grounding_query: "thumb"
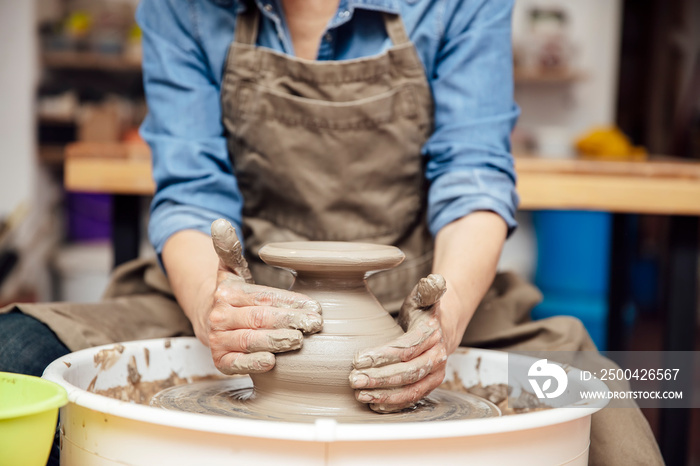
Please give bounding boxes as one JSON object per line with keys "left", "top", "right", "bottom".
{"left": 398, "top": 274, "right": 446, "bottom": 330}
{"left": 211, "top": 219, "right": 254, "bottom": 283}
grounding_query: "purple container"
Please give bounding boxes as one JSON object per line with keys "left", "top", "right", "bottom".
{"left": 65, "top": 193, "right": 112, "bottom": 242}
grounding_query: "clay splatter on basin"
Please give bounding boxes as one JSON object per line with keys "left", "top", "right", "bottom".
{"left": 441, "top": 373, "right": 551, "bottom": 416}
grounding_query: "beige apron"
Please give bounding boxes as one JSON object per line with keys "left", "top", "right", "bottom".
{"left": 0, "top": 6, "right": 661, "bottom": 464}
{"left": 220, "top": 8, "right": 434, "bottom": 312}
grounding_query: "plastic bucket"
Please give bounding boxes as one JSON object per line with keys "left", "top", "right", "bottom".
{"left": 0, "top": 372, "right": 68, "bottom": 465}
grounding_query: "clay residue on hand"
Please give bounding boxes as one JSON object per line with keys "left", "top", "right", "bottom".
{"left": 93, "top": 344, "right": 125, "bottom": 371}
{"left": 441, "top": 372, "right": 551, "bottom": 415}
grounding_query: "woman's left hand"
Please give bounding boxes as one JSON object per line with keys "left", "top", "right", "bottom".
{"left": 348, "top": 274, "right": 448, "bottom": 413}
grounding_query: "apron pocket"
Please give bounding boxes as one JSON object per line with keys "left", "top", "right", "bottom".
{"left": 229, "top": 83, "right": 420, "bottom": 131}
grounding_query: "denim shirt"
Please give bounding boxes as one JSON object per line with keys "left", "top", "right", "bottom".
{"left": 136, "top": 0, "right": 520, "bottom": 257}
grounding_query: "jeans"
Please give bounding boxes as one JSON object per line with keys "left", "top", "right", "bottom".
{"left": 0, "top": 310, "right": 70, "bottom": 466}
{"left": 0, "top": 310, "right": 70, "bottom": 376}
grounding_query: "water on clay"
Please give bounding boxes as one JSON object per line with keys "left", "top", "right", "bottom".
{"left": 150, "top": 377, "right": 501, "bottom": 423}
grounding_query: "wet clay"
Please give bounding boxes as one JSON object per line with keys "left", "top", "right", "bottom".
{"left": 87, "top": 243, "right": 502, "bottom": 422}
{"left": 87, "top": 349, "right": 227, "bottom": 404}
{"left": 441, "top": 372, "right": 551, "bottom": 415}
{"left": 93, "top": 344, "right": 125, "bottom": 371}
{"left": 84, "top": 341, "right": 498, "bottom": 422}
{"left": 150, "top": 378, "right": 499, "bottom": 423}
{"left": 149, "top": 242, "right": 500, "bottom": 422}
{"left": 230, "top": 241, "right": 496, "bottom": 422}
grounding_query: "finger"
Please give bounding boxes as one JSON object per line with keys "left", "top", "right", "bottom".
{"left": 214, "top": 351, "right": 275, "bottom": 375}
{"left": 209, "top": 328, "right": 303, "bottom": 354}
{"left": 398, "top": 274, "right": 446, "bottom": 330}
{"left": 211, "top": 218, "right": 254, "bottom": 283}
{"left": 209, "top": 305, "right": 323, "bottom": 334}
{"left": 215, "top": 281, "right": 322, "bottom": 314}
{"left": 369, "top": 400, "right": 416, "bottom": 414}
{"left": 355, "top": 370, "right": 445, "bottom": 412}
{"left": 414, "top": 274, "right": 447, "bottom": 308}
{"left": 352, "top": 315, "right": 440, "bottom": 369}
{"left": 349, "top": 343, "right": 447, "bottom": 389}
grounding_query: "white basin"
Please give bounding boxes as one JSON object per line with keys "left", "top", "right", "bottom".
{"left": 43, "top": 337, "right": 608, "bottom": 465}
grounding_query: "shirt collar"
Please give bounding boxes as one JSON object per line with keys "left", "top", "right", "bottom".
{"left": 227, "top": 0, "right": 400, "bottom": 15}
{"left": 345, "top": 0, "right": 400, "bottom": 14}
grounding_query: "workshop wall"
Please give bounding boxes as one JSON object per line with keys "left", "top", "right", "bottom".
{"left": 513, "top": 0, "right": 623, "bottom": 138}
{"left": 0, "top": 1, "right": 36, "bottom": 218}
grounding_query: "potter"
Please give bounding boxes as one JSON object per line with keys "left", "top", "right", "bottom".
{"left": 0, "top": 0, "right": 663, "bottom": 464}
{"left": 149, "top": 227, "right": 501, "bottom": 421}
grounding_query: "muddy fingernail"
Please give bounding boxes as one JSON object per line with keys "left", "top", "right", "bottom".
{"left": 357, "top": 391, "right": 374, "bottom": 402}
{"left": 416, "top": 274, "right": 446, "bottom": 307}
{"left": 297, "top": 312, "right": 323, "bottom": 333}
{"left": 268, "top": 330, "right": 303, "bottom": 352}
{"left": 350, "top": 373, "right": 369, "bottom": 388}
{"left": 354, "top": 354, "right": 373, "bottom": 369}
{"left": 302, "top": 300, "right": 322, "bottom": 313}
{"left": 244, "top": 353, "right": 275, "bottom": 373}
{"left": 211, "top": 219, "right": 237, "bottom": 244}
{"left": 370, "top": 403, "right": 407, "bottom": 414}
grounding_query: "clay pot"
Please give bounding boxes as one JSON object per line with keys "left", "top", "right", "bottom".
{"left": 248, "top": 241, "right": 406, "bottom": 417}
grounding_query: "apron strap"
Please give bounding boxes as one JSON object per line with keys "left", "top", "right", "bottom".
{"left": 383, "top": 13, "right": 410, "bottom": 46}
{"left": 234, "top": 4, "right": 260, "bottom": 46}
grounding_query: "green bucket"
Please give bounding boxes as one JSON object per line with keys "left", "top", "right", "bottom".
{"left": 0, "top": 372, "right": 68, "bottom": 465}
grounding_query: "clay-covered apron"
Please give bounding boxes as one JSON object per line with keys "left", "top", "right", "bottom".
{"left": 221, "top": 8, "right": 434, "bottom": 312}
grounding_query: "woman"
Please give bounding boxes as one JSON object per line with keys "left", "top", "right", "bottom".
{"left": 0, "top": 0, "right": 662, "bottom": 463}
{"left": 143, "top": 0, "right": 516, "bottom": 414}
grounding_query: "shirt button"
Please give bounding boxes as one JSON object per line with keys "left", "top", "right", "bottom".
{"left": 263, "top": 4, "right": 273, "bottom": 12}
{"left": 339, "top": 10, "right": 350, "bottom": 18}
{"left": 324, "top": 32, "right": 333, "bottom": 42}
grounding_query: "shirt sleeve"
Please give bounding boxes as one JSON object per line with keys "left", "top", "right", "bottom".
{"left": 136, "top": 0, "right": 244, "bottom": 258}
{"left": 424, "top": 0, "right": 520, "bottom": 237}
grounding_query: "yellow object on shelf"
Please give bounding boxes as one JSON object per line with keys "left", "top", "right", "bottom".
{"left": 65, "top": 11, "right": 93, "bottom": 38}
{"left": 575, "top": 126, "right": 647, "bottom": 161}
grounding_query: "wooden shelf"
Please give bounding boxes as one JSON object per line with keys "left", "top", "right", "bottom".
{"left": 38, "top": 115, "right": 76, "bottom": 126}
{"left": 62, "top": 143, "right": 700, "bottom": 215}
{"left": 515, "top": 155, "right": 700, "bottom": 215}
{"left": 514, "top": 68, "right": 585, "bottom": 84}
{"left": 43, "top": 51, "right": 141, "bottom": 72}
{"left": 38, "top": 145, "right": 66, "bottom": 165}
{"left": 64, "top": 142, "right": 154, "bottom": 195}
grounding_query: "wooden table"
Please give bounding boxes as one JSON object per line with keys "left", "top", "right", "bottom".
{"left": 65, "top": 144, "right": 700, "bottom": 212}
{"left": 65, "top": 144, "right": 700, "bottom": 463}
{"left": 513, "top": 158, "right": 700, "bottom": 460}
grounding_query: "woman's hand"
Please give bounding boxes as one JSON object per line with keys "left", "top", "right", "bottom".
{"left": 206, "top": 219, "right": 323, "bottom": 375}
{"left": 348, "top": 274, "right": 447, "bottom": 413}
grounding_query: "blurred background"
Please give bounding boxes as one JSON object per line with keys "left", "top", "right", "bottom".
{"left": 0, "top": 0, "right": 698, "bottom": 463}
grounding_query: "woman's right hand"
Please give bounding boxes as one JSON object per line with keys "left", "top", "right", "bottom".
{"left": 205, "top": 219, "right": 323, "bottom": 375}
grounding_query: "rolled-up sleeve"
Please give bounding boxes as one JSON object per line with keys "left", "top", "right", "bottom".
{"left": 137, "top": 0, "right": 244, "bottom": 257}
{"left": 424, "top": 0, "right": 520, "bottom": 237}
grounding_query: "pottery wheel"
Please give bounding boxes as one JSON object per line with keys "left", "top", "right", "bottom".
{"left": 151, "top": 377, "right": 500, "bottom": 423}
